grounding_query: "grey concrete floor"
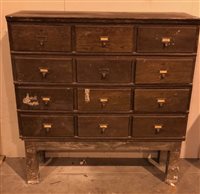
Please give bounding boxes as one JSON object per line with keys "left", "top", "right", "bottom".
{"left": 0, "top": 157, "right": 199, "bottom": 194}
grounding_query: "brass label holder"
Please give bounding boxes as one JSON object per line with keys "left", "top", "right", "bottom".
{"left": 100, "top": 36, "right": 109, "bottom": 47}
{"left": 154, "top": 124, "right": 163, "bottom": 134}
{"left": 157, "top": 98, "right": 166, "bottom": 107}
{"left": 43, "top": 123, "right": 52, "bottom": 133}
{"left": 39, "top": 68, "right": 49, "bottom": 78}
{"left": 100, "top": 98, "right": 108, "bottom": 107}
{"left": 99, "top": 123, "right": 108, "bottom": 134}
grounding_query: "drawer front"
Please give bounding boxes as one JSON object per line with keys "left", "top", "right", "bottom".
{"left": 132, "top": 116, "right": 187, "bottom": 138}
{"left": 10, "top": 24, "right": 71, "bottom": 52}
{"left": 77, "top": 58, "right": 132, "bottom": 83}
{"left": 137, "top": 26, "right": 198, "bottom": 53}
{"left": 13, "top": 56, "right": 73, "bottom": 83}
{"left": 134, "top": 89, "right": 190, "bottom": 112}
{"left": 19, "top": 114, "right": 74, "bottom": 137}
{"left": 78, "top": 89, "right": 131, "bottom": 111}
{"left": 76, "top": 25, "right": 134, "bottom": 53}
{"left": 78, "top": 116, "right": 129, "bottom": 137}
{"left": 135, "top": 58, "right": 194, "bottom": 84}
{"left": 16, "top": 87, "right": 73, "bottom": 110}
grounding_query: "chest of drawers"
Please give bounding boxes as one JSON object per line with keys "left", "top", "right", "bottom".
{"left": 6, "top": 11, "right": 200, "bottom": 185}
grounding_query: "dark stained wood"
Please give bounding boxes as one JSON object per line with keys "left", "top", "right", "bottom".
{"left": 75, "top": 25, "right": 134, "bottom": 53}
{"left": 137, "top": 26, "right": 198, "bottom": 53}
{"left": 28, "top": 140, "right": 181, "bottom": 152}
{"left": 12, "top": 55, "right": 73, "bottom": 83}
{"left": 38, "top": 151, "right": 46, "bottom": 163}
{"left": 16, "top": 86, "right": 74, "bottom": 110}
{"left": 77, "top": 57, "right": 133, "bottom": 83}
{"left": 165, "top": 144, "right": 181, "bottom": 185}
{"left": 78, "top": 116, "right": 130, "bottom": 137}
{"left": 9, "top": 23, "right": 71, "bottom": 52}
{"left": 6, "top": 11, "right": 200, "bottom": 184}
{"left": 6, "top": 11, "right": 199, "bottom": 19}
{"left": 20, "top": 114, "right": 74, "bottom": 137}
{"left": 6, "top": 11, "right": 200, "bottom": 25}
{"left": 25, "top": 142, "right": 39, "bottom": 184}
{"left": 134, "top": 88, "right": 190, "bottom": 112}
{"left": 132, "top": 116, "right": 187, "bottom": 138}
{"left": 78, "top": 88, "right": 131, "bottom": 111}
{"left": 24, "top": 140, "right": 182, "bottom": 184}
{"left": 135, "top": 57, "right": 195, "bottom": 84}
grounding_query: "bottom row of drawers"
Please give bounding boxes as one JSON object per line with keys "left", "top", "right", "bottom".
{"left": 19, "top": 114, "right": 187, "bottom": 138}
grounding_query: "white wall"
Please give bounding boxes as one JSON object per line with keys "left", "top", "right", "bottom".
{"left": 0, "top": 0, "right": 200, "bottom": 158}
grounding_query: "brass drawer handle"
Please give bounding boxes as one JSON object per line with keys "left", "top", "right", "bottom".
{"left": 43, "top": 123, "right": 52, "bottom": 133}
{"left": 100, "top": 98, "right": 108, "bottom": 107}
{"left": 39, "top": 68, "right": 49, "bottom": 78}
{"left": 99, "top": 68, "right": 110, "bottom": 80}
{"left": 162, "top": 37, "right": 171, "bottom": 47}
{"left": 99, "top": 123, "right": 108, "bottom": 134}
{"left": 154, "top": 124, "right": 162, "bottom": 134}
{"left": 159, "top": 70, "right": 168, "bottom": 79}
{"left": 42, "top": 97, "right": 51, "bottom": 105}
{"left": 157, "top": 98, "right": 166, "bottom": 107}
{"left": 100, "top": 36, "right": 109, "bottom": 47}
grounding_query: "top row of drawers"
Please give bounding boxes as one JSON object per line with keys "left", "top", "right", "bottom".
{"left": 9, "top": 24, "right": 198, "bottom": 53}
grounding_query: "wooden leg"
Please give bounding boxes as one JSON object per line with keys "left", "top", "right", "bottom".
{"left": 157, "top": 151, "right": 168, "bottom": 164}
{"left": 165, "top": 149, "right": 180, "bottom": 186}
{"left": 157, "top": 151, "right": 161, "bottom": 163}
{"left": 25, "top": 141, "right": 40, "bottom": 184}
{"left": 38, "top": 151, "right": 46, "bottom": 164}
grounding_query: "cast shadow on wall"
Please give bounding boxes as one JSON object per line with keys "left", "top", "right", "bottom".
{"left": 2, "top": 31, "right": 25, "bottom": 156}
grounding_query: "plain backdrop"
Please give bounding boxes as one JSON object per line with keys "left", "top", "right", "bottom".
{"left": 0, "top": 0, "right": 199, "bottom": 158}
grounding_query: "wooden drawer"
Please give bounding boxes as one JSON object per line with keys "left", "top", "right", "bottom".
{"left": 78, "top": 116, "right": 130, "bottom": 137}
{"left": 19, "top": 114, "right": 74, "bottom": 137}
{"left": 135, "top": 58, "right": 194, "bottom": 84}
{"left": 9, "top": 23, "right": 71, "bottom": 51}
{"left": 13, "top": 56, "right": 73, "bottom": 83}
{"left": 75, "top": 25, "right": 134, "bottom": 53}
{"left": 137, "top": 26, "right": 198, "bottom": 53}
{"left": 78, "top": 88, "right": 131, "bottom": 111}
{"left": 16, "top": 87, "right": 73, "bottom": 110}
{"left": 134, "top": 89, "right": 190, "bottom": 112}
{"left": 132, "top": 116, "right": 187, "bottom": 138}
{"left": 77, "top": 57, "right": 132, "bottom": 83}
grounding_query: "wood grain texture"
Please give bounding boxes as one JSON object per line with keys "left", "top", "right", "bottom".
{"left": 134, "top": 88, "right": 190, "bottom": 112}
{"left": 26, "top": 140, "right": 181, "bottom": 152}
{"left": 20, "top": 114, "right": 74, "bottom": 137}
{"left": 16, "top": 86, "right": 74, "bottom": 111}
{"left": 25, "top": 142, "right": 39, "bottom": 184}
{"left": 137, "top": 26, "right": 198, "bottom": 53}
{"left": 78, "top": 116, "right": 130, "bottom": 137}
{"left": 76, "top": 25, "right": 134, "bottom": 53}
{"left": 165, "top": 143, "right": 182, "bottom": 185}
{"left": 13, "top": 55, "right": 73, "bottom": 83}
{"left": 6, "top": 11, "right": 200, "bottom": 24}
{"left": 132, "top": 115, "right": 187, "bottom": 138}
{"left": 135, "top": 57, "right": 195, "bottom": 84}
{"left": 9, "top": 24, "right": 71, "bottom": 52}
{"left": 76, "top": 57, "right": 133, "bottom": 83}
{"left": 78, "top": 88, "right": 132, "bottom": 111}
{"left": 6, "top": 11, "right": 200, "bottom": 184}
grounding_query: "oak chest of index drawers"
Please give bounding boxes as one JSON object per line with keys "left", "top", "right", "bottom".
{"left": 6, "top": 11, "right": 200, "bottom": 184}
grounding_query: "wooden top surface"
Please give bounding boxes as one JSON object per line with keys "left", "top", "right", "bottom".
{"left": 6, "top": 11, "right": 200, "bottom": 24}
